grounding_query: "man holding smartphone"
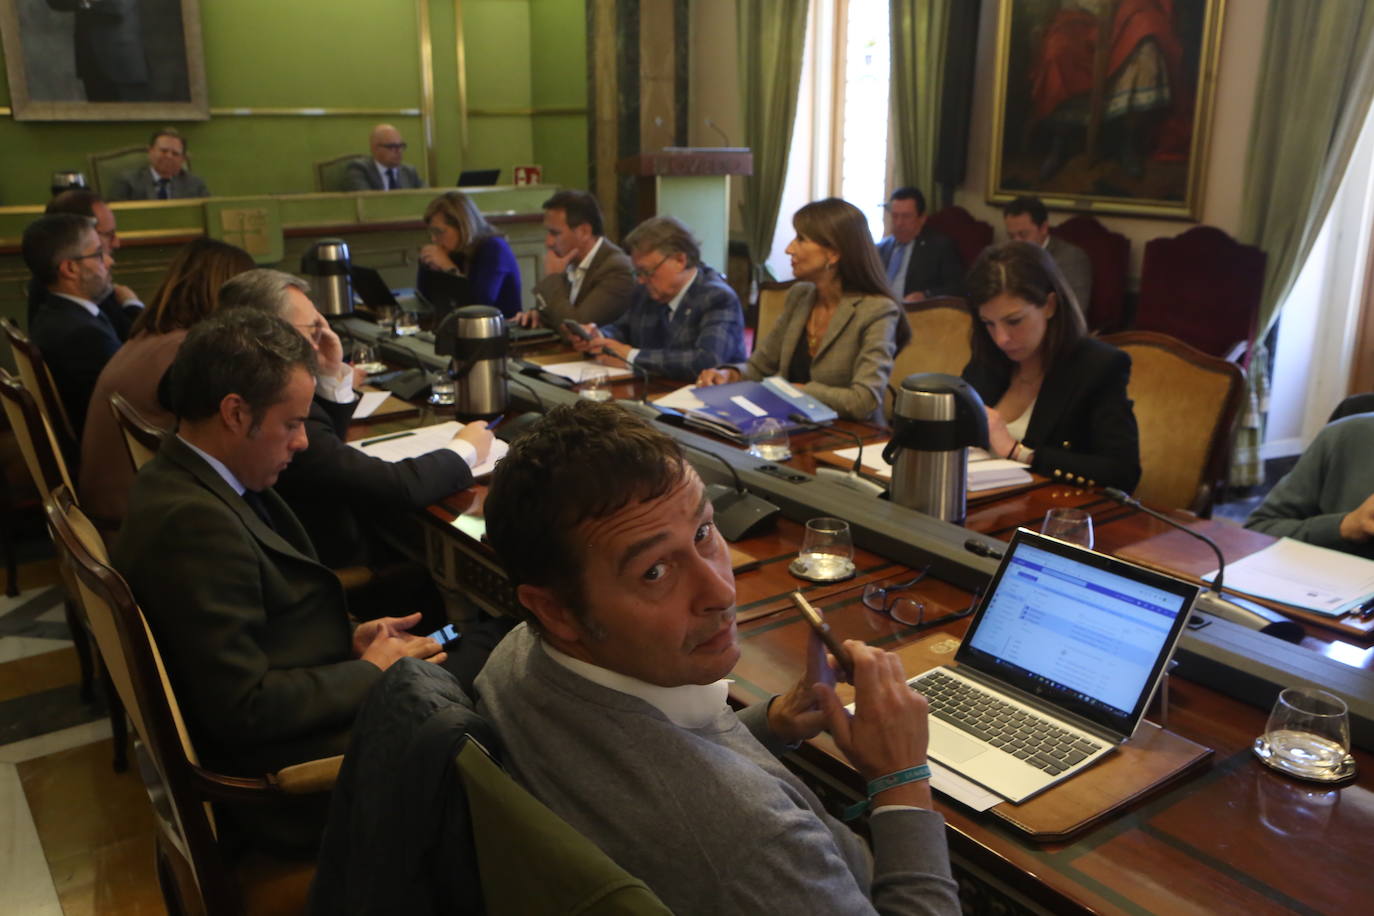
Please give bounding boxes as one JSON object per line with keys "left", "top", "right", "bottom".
{"left": 479, "top": 401, "right": 957, "bottom": 915}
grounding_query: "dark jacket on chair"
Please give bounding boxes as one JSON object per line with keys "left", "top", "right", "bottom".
{"left": 29, "top": 291, "right": 124, "bottom": 437}
{"left": 963, "top": 336, "right": 1141, "bottom": 491}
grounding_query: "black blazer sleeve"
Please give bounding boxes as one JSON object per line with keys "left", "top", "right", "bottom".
{"left": 964, "top": 338, "right": 1141, "bottom": 492}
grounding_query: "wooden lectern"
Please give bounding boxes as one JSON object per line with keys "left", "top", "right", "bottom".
{"left": 616, "top": 148, "right": 752, "bottom": 272}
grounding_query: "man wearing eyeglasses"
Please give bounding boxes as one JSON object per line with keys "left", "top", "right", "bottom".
{"left": 108, "top": 128, "right": 210, "bottom": 201}
{"left": 22, "top": 213, "right": 123, "bottom": 437}
{"left": 27, "top": 189, "right": 144, "bottom": 336}
{"left": 344, "top": 124, "right": 425, "bottom": 192}
{"left": 569, "top": 216, "right": 746, "bottom": 381}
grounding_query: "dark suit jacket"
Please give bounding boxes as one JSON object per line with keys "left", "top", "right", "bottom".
{"left": 533, "top": 238, "right": 635, "bottom": 328}
{"left": 26, "top": 277, "right": 139, "bottom": 336}
{"left": 108, "top": 167, "right": 210, "bottom": 201}
{"left": 272, "top": 394, "right": 474, "bottom": 569}
{"left": 342, "top": 159, "right": 425, "bottom": 191}
{"left": 29, "top": 291, "right": 123, "bottom": 437}
{"left": 113, "top": 435, "right": 381, "bottom": 778}
{"left": 962, "top": 336, "right": 1141, "bottom": 491}
{"left": 878, "top": 226, "right": 964, "bottom": 299}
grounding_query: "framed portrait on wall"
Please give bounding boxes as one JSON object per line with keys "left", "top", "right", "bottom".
{"left": 987, "top": 0, "right": 1226, "bottom": 219}
{"left": 0, "top": 0, "right": 208, "bottom": 121}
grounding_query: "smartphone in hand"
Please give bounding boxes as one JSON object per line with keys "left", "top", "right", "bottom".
{"left": 792, "top": 591, "right": 854, "bottom": 682}
{"left": 562, "top": 319, "right": 594, "bottom": 341}
{"left": 426, "top": 624, "right": 462, "bottom": 650}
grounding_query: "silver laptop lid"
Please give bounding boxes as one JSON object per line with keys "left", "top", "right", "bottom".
{"left": 955, "top": 529, "right": 1199, "bottom": 739}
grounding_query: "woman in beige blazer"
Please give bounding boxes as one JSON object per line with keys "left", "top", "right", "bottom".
{"left": 698, "top": 198, "right": 909, "bottom": 421}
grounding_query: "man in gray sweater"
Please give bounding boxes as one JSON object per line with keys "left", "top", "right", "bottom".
{"left": 478, "top": 401, "right": 959, "bottom": 915}
{"left": 1246, "top": 413, "right": 1374, "bottom": 558}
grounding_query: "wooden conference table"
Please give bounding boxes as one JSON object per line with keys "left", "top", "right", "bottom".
{"left": 354, "top": 363, "right": 1374, "bottom": 916}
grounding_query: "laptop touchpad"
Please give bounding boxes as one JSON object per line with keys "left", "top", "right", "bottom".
{"left": 932, "top": 723, "right": 985, "bottom": 763}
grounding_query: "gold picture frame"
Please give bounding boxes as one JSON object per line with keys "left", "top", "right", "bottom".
{"left": 987, "top": 0, "right": 1226, "bottom": 220}
{"left": 0, "top": 0, "right": 208, "bottom": 121}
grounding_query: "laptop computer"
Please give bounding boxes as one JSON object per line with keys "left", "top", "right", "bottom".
{"left": 457, "top": 168, "right": 500, "bottom": 187}
{"left": 349, "top": 265, "right": 399, "bottom": 308}
{"left": 910, "top": 529, "right": 1198, "bottom": 803}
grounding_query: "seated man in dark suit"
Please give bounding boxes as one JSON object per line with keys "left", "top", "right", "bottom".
{"left": 1003, "top": 195, "right": 1092, "bottom": 313}
{"left": 569, "top": 216, "right": 746, "bottom": 381}
{"left": 28, "top": 189, "right": 143, "bottom": 334}
{"left": 108, "top": 127, "right": 210, "bottom": 201}
{"left": 113, "top": 309, "right": 446, "bottom": 853}
{"left": 342, "top": 124, "right": 426, "bottom": 191}
{"left": 876, "top": 186, "right": 963, "bottom": 302}
{"left": 21, "top": 212, "right": 123, "bottom": 437}
{"left": 218, "top": 269, "right": 492, "bottom": 573}
{"left": 513, "top": 189, "right": 635, "bottom": 330}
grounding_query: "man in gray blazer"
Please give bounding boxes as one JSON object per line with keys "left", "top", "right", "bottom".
{"left": 1003, "top": 196, "right": 1093, "bottom": 313}
{"left": 108, "top": 127, "right": 209, "bottom": 200}
{"left": 342, "top": 124, "right": 426, "bottom": 191}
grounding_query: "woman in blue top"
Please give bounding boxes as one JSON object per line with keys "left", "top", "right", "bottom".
{"left": 418, "top": 191, "right": 522, "bottom": 318}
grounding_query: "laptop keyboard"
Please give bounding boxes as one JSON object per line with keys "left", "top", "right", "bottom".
{"left": 913, "top": 671, "right": 1103, "bottom": 777}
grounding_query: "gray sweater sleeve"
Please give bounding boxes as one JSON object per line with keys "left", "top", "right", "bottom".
{"left": 1246, "top": 427, "right": 1349, "bottom": 548}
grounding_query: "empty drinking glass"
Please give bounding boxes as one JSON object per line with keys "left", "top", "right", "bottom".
{"left": 1255, "top": 687, "right": 1353, "bottom": 781}
{"left": 395, "top": 310, "right": 421, "bottom": 336}
{"left": 579, "top": 367, "right": 612, "bottom": 402}
{"left": 746, "top": 417, "right": 791, "bottom": 461}
{"left": 1042, "top": 507, "right": 1094, "bottom": 549}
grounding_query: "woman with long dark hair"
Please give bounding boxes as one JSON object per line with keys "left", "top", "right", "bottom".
{"left": 697, "top": 197, "right": 910, "bottom": 421}
{"left": 418, "top": 190, "right": 522, "bottom": 317}
{"left": 80, "top": 237, "right": 256, "bottom": 522}
{"left": 961, "top": 241, "right": 1139, "bottom": 490}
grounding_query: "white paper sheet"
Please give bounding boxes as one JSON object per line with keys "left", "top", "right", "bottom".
{"left": 538, "top": 361, "right": 634, "bottom": 383}
{"left": 651, "top": 383, "right": 707, "bottom": 411}
{"left": 833, "top": 443, "right": 1031, "bottom": 492}
{"left": 352, "top": 390, "right": 391, "bottom": 420}
{"left": 1203, "top": 537, "right": 1374, "bottom": 616}
{"left": 350, "top": 421, "right": 510, "bottom": 477}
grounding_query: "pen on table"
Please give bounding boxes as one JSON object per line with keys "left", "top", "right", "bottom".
{"left": 1358, "top": 595, "right": 1374, "bottom": 619}
{"left": 486, "top": 414, "right": 505, "bottom": 429}
{"left": 359, "top": 430, "right": 416, "bottom": 447}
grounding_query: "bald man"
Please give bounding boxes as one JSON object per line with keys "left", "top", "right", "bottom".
{"left": 343, "top": 124, "right": 425, "bottom": 191}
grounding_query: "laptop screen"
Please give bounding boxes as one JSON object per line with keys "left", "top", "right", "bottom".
{"left": 957, "top": 529, "right": 1198, "bottom": 737}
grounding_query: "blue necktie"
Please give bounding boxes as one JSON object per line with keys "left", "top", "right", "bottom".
{"left": 386, "top": 168, "right": 399, "bottom": 190}
{"left": 887, "top": 242, "right": 907, "bottom": 286}
{"left": 156, "top": 178, "right": 171, "bottom": 200}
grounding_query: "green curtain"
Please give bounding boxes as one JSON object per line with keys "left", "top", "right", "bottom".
{"left": 1229, "top": 0, "right": 1374, "bottom": 487}
{"left": 737, "top": 0, "right": 810, "bottom": 279}
{"left": 1240, "top": 1, "right": 1374, "bottom": 332}
{"left": 889, "top": 0, "right": 951, "bottom": 194}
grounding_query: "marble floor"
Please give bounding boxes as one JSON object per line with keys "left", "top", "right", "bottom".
{"left": 0, "top": 552, "right": 163, "bottom": 915}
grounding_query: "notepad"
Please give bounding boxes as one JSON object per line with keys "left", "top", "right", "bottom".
{"left": 833, "top": 442, "right": 1032, "bottom": 492}
{"left": 351, "top": 421, "right": 510, "bottom": 477}
{"left": 1203, "top": 537, "right": 1374, "bottom": 617}
{"left": 537, "top": 361, "right": 635, "bottom": 383}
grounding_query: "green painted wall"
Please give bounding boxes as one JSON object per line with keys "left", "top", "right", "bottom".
{"left": 0, "top": 0, "right": 587, "bottom": 205}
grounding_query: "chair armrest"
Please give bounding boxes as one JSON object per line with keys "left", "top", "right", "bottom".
{"left": 271, "top": 754, "right": 344, "bottom": 795}
{"left": 187, "top": 754, "right": 343, "bottom": 803}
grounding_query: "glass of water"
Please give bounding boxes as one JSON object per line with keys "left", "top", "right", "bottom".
{"left": 579, "top": 367, "right": 613, "bottom": 402}
{"left": 395, "top": 310, "right": 421, "bottom": 336}
{"left": 1256, "top": 687, "right": 1351, "bottom": 780}
{"left": 352, "top": 343, "right": 386, "bottom": 376}
{"left": 428, "top": 370, "right": 456, "bottom": 406}
{"left": 797, "top": 517, "right": 855, "bottom": 581}
{"left": 746, "top": 417, "right": 791, "bottom": 461}
{"left": 1042, "top": 507, "right": 1094, "bottom": 549}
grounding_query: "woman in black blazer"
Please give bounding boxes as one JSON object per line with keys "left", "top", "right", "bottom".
{"left": 961, "top": 242, "right": 1140, "bottom": 491}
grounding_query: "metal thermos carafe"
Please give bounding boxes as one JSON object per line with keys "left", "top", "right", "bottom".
{"left": 883, "top": 373, "right": 989, "bottom": 524}
{"left": 300, "top": 238, "right": 353, "bottom": 316}
{"left": 436, "top": 305, "right": 508, "bottom": 418}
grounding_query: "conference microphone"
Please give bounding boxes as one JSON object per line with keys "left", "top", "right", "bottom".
{"left": 595, "top": 349, "right": 689, "bottom": 426}
{"left": 1102, "top": 488, "right": 1304, "bottom": 643}
{"left": 594, "top": 347, "right": 652, "bottom": 404}
{"left": 680, "top": 442, "right": 781, "bottom": 542}
{"left": 788, "top": 414, "right": 886, "bottom": 498}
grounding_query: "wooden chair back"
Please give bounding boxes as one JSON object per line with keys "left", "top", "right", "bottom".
{"left": 1103, "top": 331, "right": 1245, "bottom": 515}
{"left": 1329, "top": 393, "right": 1374, "bottom": 424}
{"left": 924, "top": 205, "right": 993, "bottom": 269}
{"left": 886, "top": 297, "right": 972, "bottom": 417}
{"left": 753, "top": 279, "right": 797, "bottom": 348}
{"left": 315, "top": 154, "right": 360, "bottom": 192}
{"left": 44, "top": 486, "right": 324, "bottom": 915}
{"left": 1137, "top": 226, "right": 1266, "bottom": 366}
{"left": 0, "top": 370, "right": 75, "bottom": 499}
{"left": 0, "top": 318, "right": 78, "bottom": 464}
{"left": 109, "top": 392, "right": 166, "bottom": 472}
{"left": 1051, "top": 215, "right": 1131, "bottom": 332}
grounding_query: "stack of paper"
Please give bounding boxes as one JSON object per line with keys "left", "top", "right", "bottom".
{"left": 351, "top": 421, "right": 510, "bottom": 477}
{"left": 833, "top": 442, "right": 1031, "bottom": 492}
{"left": 1203, "top": 537, "right": 1374, "bottom": 617}
{"left": 537, "top": 361, "right": 634, "bottom": 384}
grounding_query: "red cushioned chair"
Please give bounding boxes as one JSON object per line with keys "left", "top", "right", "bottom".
{"left": 1051, "top": 215, "right": 1131, "bottom": 333}
{"left": 924, "top": 206, "right": 993, "bottom": 272}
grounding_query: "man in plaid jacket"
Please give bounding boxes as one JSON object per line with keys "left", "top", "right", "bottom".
{"left": 571, "top": 216, "right": 746, "bottom": 381}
